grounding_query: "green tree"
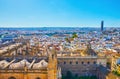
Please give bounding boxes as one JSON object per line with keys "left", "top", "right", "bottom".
{"left": 72, "top": 32, "right": 78, "bottom": 39}
{"left": 65, "top": 38, "right": 71, "bottom": 43}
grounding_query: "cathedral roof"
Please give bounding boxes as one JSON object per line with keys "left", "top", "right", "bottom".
{"left": 32, "top": 59, "right": 48, "bottom": 69}
{"left": 9, "top": 59, "right": 30, "bottom": 69}
{"left": 0, "top": 59, "right": 48, "bottom": 69}
{"left": 0, "top": 60, "right": 9, "bottom": 69}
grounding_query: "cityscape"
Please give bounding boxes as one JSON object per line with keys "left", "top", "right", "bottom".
{"left": 0, "top": 0, "right": 120, "bottom": 79}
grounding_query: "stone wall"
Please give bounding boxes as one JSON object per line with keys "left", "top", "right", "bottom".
{"left": 0, "top": 72, "right": 47, "bottom": 79}
{"left": 58, "top": 56, "right": 107, "bottom": 76}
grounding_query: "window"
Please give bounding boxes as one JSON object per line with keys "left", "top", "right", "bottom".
{"left": 36, "top": 77, "right": 41, "bottom": 79}
{"left": 70, "top": 61, "right": 72, "bottom": 64}
{"left": 93, "top": 61, "right": 96, "bottom": 64}
{"left": 8, "top": 76, "right": 16, "bottom": 79}
{"left": 52, "top": 54, "right": 54, "bottom": 59}
{"left": 87, "top": 61, "right": 90, "bottom": 64}
{"left": 64, "top": 61, "right": 66, "bottom": 64}
{"left": 81, "top": 61, "right": 84, "bottom": 64}
{"left": 75, "top": 73, "right": 78, "bottom": 77}
{"left": 58, "top": 61, "right": 59, "bottom": 64}
{"left": 76, "top": 61, "right": 78, "bottom": 64}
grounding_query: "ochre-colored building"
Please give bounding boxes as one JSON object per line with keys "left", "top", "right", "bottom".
{"left": 0, "top": 49, "right": 59, "bottom": 79}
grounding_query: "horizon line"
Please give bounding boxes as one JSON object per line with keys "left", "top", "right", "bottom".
{"left": 0, "top": 26, "right": 119, "bottom": 28}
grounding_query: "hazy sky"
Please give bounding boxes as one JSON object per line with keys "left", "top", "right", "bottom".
{"left": 0, "top": 0, "right": 120, "bottom": 27}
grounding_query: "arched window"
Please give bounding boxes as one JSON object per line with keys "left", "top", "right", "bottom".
{"left": 52, "top": 54, "right": 54, "bottom": 59}
{"left": 87, "top": 61, "right": 90, "bottom": 64}
{"left": 81, "top": 61, "right": 84, "bottom": 64}
{"left": 93, "top": 61, "right": 96, "bottom": 64}
{"left": 36, "top": 77, "right": 41, "bottom": 79}
{"left": 76, "top": 61, "right": 78, "bottom": 64}
{"left": 58, "top": 61, "right": 59, "bottom": 64}
{"left": 64, "top": 61, "right": 66, "bottom": 64}
{"left": 70, "top": 61, "right": 72, "bottom": 64}
{"left": 8, "top": 76, "right": 16, "bottom": 79}
{"left": 75, "top": 73, "right": 78, "bottom": 77}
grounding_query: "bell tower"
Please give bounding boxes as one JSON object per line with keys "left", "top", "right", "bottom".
{"left": 101, "top": 20, "right": 104, "bottom": 31}
{"left": 47, "top": 47, "right": 57, "bottom": 79}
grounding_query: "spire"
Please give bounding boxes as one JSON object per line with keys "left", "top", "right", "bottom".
{"left": 57, "top": 67, "right": 62, "bottom": 79}
{"left": 24, "top": 61, "right": 27, "bottom": 72}
{"left": 48, "top": 46, "right": 57, "bottom": 79}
